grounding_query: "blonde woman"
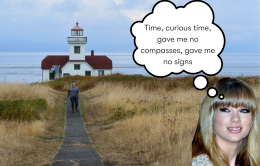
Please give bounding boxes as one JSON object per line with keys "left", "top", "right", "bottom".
{"left": 192, "top": 78, "right": 260, "bottom": 166}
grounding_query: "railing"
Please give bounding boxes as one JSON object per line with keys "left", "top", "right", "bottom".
{"left": 67, "top": 37, "right": 87, "bottom": 42}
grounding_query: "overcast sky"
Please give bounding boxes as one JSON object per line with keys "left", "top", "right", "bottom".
{"left": 0, "top": 0, "right": 259, "bottom": 53}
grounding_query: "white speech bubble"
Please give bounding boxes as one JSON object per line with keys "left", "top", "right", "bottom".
{"left": 131, "top": 1, "right": 225, "bottom": 77}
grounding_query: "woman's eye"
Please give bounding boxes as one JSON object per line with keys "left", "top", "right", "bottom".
{"left": 241, "top": 109, "right": 250, "bottom": 113}
{"left": 220, "top": 108, "right": 229, "bottom": 112}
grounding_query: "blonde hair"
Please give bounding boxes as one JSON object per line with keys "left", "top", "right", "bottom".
{"left": 192, "top": 78, "right": 260, "bottom": 166}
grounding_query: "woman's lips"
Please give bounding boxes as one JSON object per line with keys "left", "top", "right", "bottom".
{"left": 227, "top": 127, "right": 242, "bottom": 133}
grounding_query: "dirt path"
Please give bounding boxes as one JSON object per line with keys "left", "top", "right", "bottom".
{"left": 51, "top": 98, "right": 104, "bottom": 166}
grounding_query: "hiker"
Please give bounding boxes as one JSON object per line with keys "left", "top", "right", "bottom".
{"left": 67, "top": 81, "right": 80, "bottom": 113}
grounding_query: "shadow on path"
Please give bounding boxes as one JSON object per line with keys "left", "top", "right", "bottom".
{"left": 51, "top": 98, "right": 104, "bottom": 166}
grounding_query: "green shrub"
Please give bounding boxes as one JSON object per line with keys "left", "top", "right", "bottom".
{"left": 110, "top": 104, "right": 126, "bottom": 121}
{"left": 0, "top": 98, "right": 47, "bottom": 121}
{"left": 110, "top": 103, "right": 138, "bottom": 121}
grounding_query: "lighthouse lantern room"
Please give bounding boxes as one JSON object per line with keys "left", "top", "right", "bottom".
{"left": 67, "top": 22, "right": 87, "bottom": 60}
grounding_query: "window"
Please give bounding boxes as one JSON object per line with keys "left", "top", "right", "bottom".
{"left": 63, "top": 73, "right": 70, "bottom": 77}
{"left": 74, "top": 64, "right": 80, "bottom": 70}
{"left": 85, "top": 71, "right": 91, "bottom": 76}
{"left": 98, "top": 70, "right": 104, "bottom": 76}
{"left": 74, "top": 46, "right": 80, "bottom": 53}
{"left": 71, "top": 30, "right": 83, "bottom": 36}
{"left": 50, "top": 71, "right": 55, "bottom": 80}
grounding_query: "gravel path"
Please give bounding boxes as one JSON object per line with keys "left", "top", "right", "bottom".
{"left": 51, "top": 98, "right": 104, "bottom": 166}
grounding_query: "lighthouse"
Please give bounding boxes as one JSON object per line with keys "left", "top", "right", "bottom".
{"left": 67, "top": 22, "right": 87, "bottom": 60}
{"left": 41, "top": 22, "right": 113, "bottom": 82}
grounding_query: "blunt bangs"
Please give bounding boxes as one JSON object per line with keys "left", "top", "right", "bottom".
{"left": 211, "top": 78, "right": 258, "bottom": 116}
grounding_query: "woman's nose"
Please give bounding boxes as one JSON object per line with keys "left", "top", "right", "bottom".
{"left": 231, "top": 111, "right": 240, "bottom": 123}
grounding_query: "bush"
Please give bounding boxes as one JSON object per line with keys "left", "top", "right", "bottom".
{"left": 110, "top": 103, "right": 138, "bottom": 121}
{"left": 0, "top": 98, "right": 47, "bottom": 121}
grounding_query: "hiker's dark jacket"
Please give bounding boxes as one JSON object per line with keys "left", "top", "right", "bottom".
{"left": 67, "top": 85, "right": 80, "bottom": 98}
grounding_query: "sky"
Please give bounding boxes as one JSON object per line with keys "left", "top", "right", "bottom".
{"left": 0, "top": 0, "right": 259, "bottom": 53}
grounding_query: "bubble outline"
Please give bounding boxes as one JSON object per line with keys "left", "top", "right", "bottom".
{"left": 207, "top": 87, "right": 218, "bottom": 98}
{"left": 130, "top": 0, "right": 226, "bottom": 78}
{"left": 219, "top": 94, "right": 224, "bottom": 100}
{"left": 193, "top": 75, "right": 208, "bottom": 90}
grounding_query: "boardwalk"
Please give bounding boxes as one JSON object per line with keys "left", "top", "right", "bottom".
{"left": 51, "top": 98, "right": 103, "bottom": 166}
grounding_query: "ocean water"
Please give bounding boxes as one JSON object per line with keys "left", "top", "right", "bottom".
{"left": 0, "top": 52, "right": 259, "bottom": 83}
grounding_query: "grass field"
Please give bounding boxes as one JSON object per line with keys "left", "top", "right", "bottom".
{"left": 77, "top": 74, "right": 260, "bottom": 165}
{"left": 1, "top": 74, "right": 259, "bottom": 165}
{"left": 0, "top": 82, "right": 65, "bottom": 166}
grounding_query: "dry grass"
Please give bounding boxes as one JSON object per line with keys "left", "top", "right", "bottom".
{"left": 0, "top": 82, "right": 66, "bottom": 166}
{"left": 81, "top": 76, "right": 260, "bottom": 166}
{"left": 0, "top": 82, "right": 55, "bottom": 108}
{"left": 2, "top": 75, "right": 258, "bottom": 165}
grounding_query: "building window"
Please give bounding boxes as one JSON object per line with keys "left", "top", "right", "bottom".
{"left": 74, "top": 46, "right": 80, "bottom": 53}
{"left": 63, "top": 73, "right": 70, "bottom": 77}
{"left": 98, "top": 70, "right": 104, "bottom": 76}
{"left": 74, "top": 64, "right": 80, "bottom": 70}
{"left": 85, "top": 71, "right": 91, "bottom": 76}
{"left": 50, "top": 71, "right": 55, "bottom": 80}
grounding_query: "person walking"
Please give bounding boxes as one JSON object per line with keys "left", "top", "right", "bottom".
{"left": 67, "top": 81, "right": 80, "bottom": 113}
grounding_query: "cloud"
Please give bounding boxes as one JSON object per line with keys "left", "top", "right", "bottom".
{"left": 6, "top": 0, "right": 66, "bottom": 9}
{"left": 113, "top": 0, "right": 181, "bottom": 21}
{"left": 225, "top": 24, "right": 245, "bottom": 31}
{"left": 119, "top": 9, "right": 150, "bottom": 21}
{"left": 39, "top": 0, "right": 66, "bottom": 7}
{"left": 0, "top": 0, "right": 258, "bottom": 53}
{"left": 113, "top": 0, "right": 124, "bottom": 5}
{"left": 72, "top": 0, "right": 119, "bottom": 20}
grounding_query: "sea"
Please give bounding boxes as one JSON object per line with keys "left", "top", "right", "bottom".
{"left": 0, "top": 52, "right": 259, "bottom": 83}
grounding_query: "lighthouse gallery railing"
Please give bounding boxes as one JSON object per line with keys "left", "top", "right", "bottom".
{"left": 67, "top": 37, "right": 87, "bottom": 42}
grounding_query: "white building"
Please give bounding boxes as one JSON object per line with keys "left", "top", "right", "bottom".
{"left": 41, "top": 22, "right": 113, "bottom": 82}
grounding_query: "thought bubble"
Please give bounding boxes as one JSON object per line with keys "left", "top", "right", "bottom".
{"left": 131, "top": 0, "right": 225, "bottom": 77}
{"left": 131, "top": 0, "right": 225, "bottom": 95}
{"left": 219, "top": 94, "right": 224, "bottom": 100}
{"left": 193, "top": 75, "right": 208, "bottom": 90}
{"left": 207, "top": 87, "right": 217, "bottom": 98}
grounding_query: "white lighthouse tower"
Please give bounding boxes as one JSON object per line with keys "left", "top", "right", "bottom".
{"left": 67, "top": 22, "right": 87, "bottom": 60}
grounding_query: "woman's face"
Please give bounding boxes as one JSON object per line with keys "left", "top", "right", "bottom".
{"left": 72, "top": 82, "right": 75, "bottom": 86}
{"left": 213, "top": 106, "right": 253, "bottom": 144}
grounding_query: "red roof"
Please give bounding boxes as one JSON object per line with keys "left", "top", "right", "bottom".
{"left": 85, "top": 56, "right": 112, "bottom": 69}
{"left": 41, "top": 55, "right": 69, "bottom": 69}
{"left": 41, "top": 55, "right": 112, "bottom": 69}
{"left": 71, "top": 22, "right": 83, "bottom": 30}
